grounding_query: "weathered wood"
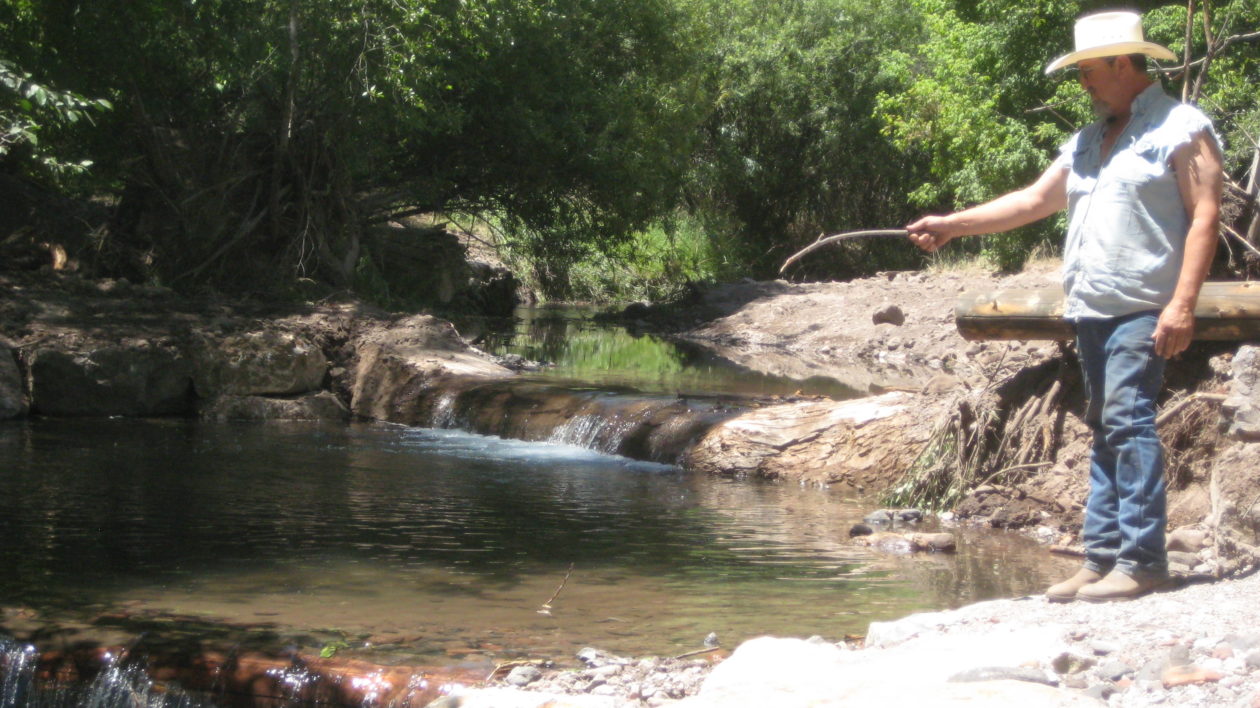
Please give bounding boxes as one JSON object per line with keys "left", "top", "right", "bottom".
{"left": 956, "top": 281, "right": 1260, "bottom": 341}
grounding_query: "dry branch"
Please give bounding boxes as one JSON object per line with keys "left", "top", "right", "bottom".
{"left": 537, "top": 562, "right": 575, "bottom": 616}
{"left": 1155, "top": 392, "right": 1228, "bottom": 427}
{"left": 779, "top": 229, "right": 908, "bottom": 274}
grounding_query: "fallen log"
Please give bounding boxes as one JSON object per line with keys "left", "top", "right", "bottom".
{"left": 955, "top": 281, "right": 1260, "bottom": 341}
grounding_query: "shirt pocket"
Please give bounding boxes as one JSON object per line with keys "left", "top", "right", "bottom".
{"left": 1107, "top": 140, "right": 1166, "bottom": 186}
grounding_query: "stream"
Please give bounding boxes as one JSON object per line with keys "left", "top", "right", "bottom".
{"left": 0, "top": 307, "right": 1077, "bottom": 704}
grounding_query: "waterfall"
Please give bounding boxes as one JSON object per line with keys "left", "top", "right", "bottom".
{"left": 1, "top": 640, "right": 35, "bottom": 708}
{"left": 0, "top": 641, "right": 207, "bottom": 708}
{"left": 414, "top": 378, "right": 744, "bottom": 463}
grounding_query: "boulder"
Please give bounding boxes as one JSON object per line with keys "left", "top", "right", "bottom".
{"left": 29, "top": 341, "right": 193, "bottom": 416}
{"left": 192, "top": 331, "right": 328, "bottom": 397}
{"left": 0, "top": 344, "right": 25, "bottom": 419}
{"left": 674, "top": 635, "right": 1096, "bottom": 707}
{"left": 683, "top": 392, "right": 940, "bottom": 490}
{"left": 198, "top": 391, "right": 350, "bottom": 422}
{"left": 349, "top": 315, "right": 511, "bottom": 423}
{"left": 1223, "top": 345, "right": 1260, "bottom": 441}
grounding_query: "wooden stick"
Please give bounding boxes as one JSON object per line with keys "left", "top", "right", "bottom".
{"left": 1155, "top": 392, "right": 1227, "bottom": 427}
{"left": 673, "top": 646, "right": 722, "bottom": 660}
{"left": 779, "top": 229, "right": 909, "bottom": 274}
{"left": 537, "top": 562, "right": 575, "bottom": 616}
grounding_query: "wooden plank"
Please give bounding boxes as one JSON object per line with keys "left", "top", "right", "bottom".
{"left": 955, "top": 281, "right": 1260, "bottom": 341}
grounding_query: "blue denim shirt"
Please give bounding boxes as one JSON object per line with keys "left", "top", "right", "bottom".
{"left": 1055, "top": 84, "right": 1220, "bottom": 319}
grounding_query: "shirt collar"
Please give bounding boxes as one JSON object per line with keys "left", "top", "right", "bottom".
{"left": 1128, "top": 82, "right": 1164, "bottom": 121}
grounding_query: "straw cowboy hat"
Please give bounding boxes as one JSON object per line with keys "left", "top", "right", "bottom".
{"left": 1045, "top": 11, "right": 1177, "bottom": 74}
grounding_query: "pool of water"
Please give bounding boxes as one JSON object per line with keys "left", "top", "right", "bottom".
{"left": 0, "top": 418, "right": 1074, "bottom": 666}
{"left": 465, "top": 306, "right": 861, "bottom": 399}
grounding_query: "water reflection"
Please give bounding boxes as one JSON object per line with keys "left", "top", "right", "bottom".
{"left": 0, "top": 419, "right": 1075, "bottom": 663}
{"left": 468, "top": 306, "right": 860, "bottom": 399}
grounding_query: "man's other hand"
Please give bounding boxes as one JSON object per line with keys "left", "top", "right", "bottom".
{"left": 1153, "top": 304, "right": 1195, "bottom": 359}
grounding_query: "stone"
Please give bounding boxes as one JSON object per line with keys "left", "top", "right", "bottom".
{"left": 1168, "top": 644, "right": 1192, "bottom": 667}
{"left": 1099, "top": 660, "right": 1133, "bottom": 681}
{"left": 577, "top": 647, "right": 614, "bottom": 667}
{"left": 1051, "top": 651, "right": 1095, "bottom": 675}
{"left": 905, "top": 532, "right": 956, "bottom": 552}
{"left": 0, "top": 345, "right": 25, "bottom": 419}
{"left": 198, "top": 391, "right": 350, "bottom": 421}
{"left": 350, "top": 315, "right": 512, "bottom": 423}
{"left": 1223, "top": 345, "right": 1260, "bottom": 441}
{"left": 852, "top": 531, "right": 914, "bottom": 553}
{"left": 1166, "top": 527, "right": 1210, "bottom": 553}
{"left": 1083, "top": 684, "right": 1115, "bottom": 701}
{"left": 865, "top": 612, "right": 951, "bottom": 649}
{"left": 1225, "top": 632, "right": 1260, "bottom": 653}
{"left": 1061, "top": 674, "right": 1087, "bottom": 689}
{"left": 192, "top": 330, "right": 328, "bottom": 397}
{"left": 948, "top": 666, "right": 1056, "bottom": 686}
{"left": 505, "top": 664, "right": 542, "bottom": 687}
{"left": 897, "top": 508, "right": 924, "bottom": 523}
{"left": 848, "top": 523, "right": 874, "bottom": 537}
{"left": 29, "top": 343, "right": 193, "bottom": 416}
{"left": 863, "top": 509, "right": 895, "bottom": 525}
{"left": 674, "top": 634, "right": 1097, "bottom": 707}
{"left": 1089, "top": 641, "right": 1119, "bottom": 656}
{"left": 1167, "top": 551, "right": 1199, "bottom": 572}
{"left": 1160, "top": 664, "right": 1223, "bottom": 688}
{"left": 1246, "top": 650, "right": 1260, "bottom": 670}
{"left": 432, "top": 687, "right": 619, "bottom": 707}
{"left": 872, "top": 304, "right": 905, "bottom": 326}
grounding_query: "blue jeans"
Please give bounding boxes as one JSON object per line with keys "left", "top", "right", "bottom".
{"left": 1075, "top": 312, "right": 1168, "bottom": 576}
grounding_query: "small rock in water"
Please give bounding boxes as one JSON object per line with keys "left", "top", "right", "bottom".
{"left": 577, "top": 647, "right": 611, "bottom": 666}
{"left": 703, "top": 632, "right": 720, "bottom": 648}
{"left": 863, "top": 510, "right": 895, "bottom": 526}
{"left": 848, "top": 523, "right": 874, "bottom": 537}
{"left": 505, "top": 664, "right": 542, "bottom": 687}
{"left": 906, "top": 532, "right": 955, "bottom": 552}
{"left": 896, "top": 508, "right": 923, "bottom": 523}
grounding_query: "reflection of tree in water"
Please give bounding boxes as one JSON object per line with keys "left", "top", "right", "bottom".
{"left": 486, "top": 307, "right": 860, "bottom": 398}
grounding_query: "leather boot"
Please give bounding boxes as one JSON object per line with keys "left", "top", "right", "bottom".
{"left": 1077, "top": 568, "right": 1168, "bottom": 603}
{"left": 1045, "top": 567, "right": 1105, "bottom": 603}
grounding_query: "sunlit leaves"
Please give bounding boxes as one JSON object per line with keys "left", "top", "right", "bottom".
{"left": 0, "top": 58, "right": 111, "bottom": 176}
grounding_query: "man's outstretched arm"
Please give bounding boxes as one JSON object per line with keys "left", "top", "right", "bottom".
{"left": 906, "top": 164, "right": 1069, "bottom": 252}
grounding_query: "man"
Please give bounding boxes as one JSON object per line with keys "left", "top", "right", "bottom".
{"left": 906, "top": 11, "right": 1223, "bottom": 602}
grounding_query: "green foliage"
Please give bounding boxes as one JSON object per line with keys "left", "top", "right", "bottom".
{"left": 679, "top": 0, "right": 931, "bottom": 277}
{"left": 1, "top": 0, "right": 1257, "bottom": 296}
{"left": 550, "top": 213, "right": 746, "bottom": 304}
{"left": 876, "top": 0, "right": 1082, "bottom": 270}
{"left": 0, "top": 58, "right": 110, "bottom": 179}
{"left": 1, "top": 0, "right": 702, "bottom": 295}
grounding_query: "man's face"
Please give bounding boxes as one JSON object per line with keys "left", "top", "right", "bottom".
{"left": 1076, "top": 57, "right": 1124, "bottom": 119}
